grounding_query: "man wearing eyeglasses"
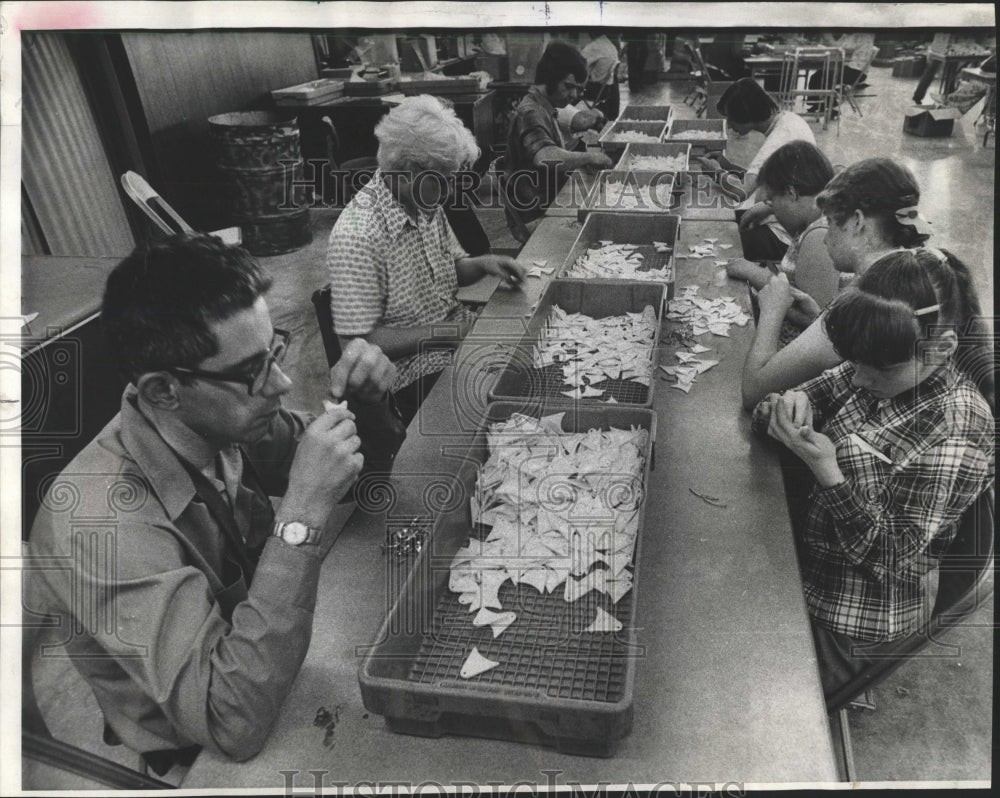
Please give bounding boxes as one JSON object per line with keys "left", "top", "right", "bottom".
{"left": 25, "top": 234, "right": 397, "bottom": 773}
{"left": 503, "top": 40, "right": 613, "bottom": 242}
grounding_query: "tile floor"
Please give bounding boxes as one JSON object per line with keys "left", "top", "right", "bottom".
{"left": 26, "top": 64, "right": 994, "bottom": 788}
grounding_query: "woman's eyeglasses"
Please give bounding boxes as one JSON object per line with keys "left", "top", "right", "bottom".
{"left": 168, "top": 328, "right": 291, "bottom": 396}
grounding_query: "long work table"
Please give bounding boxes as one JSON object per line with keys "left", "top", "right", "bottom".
{"left": 183, "top": 162, "right": 838, "bottom": 787}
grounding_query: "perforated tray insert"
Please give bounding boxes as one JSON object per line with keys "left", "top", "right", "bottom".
{"left": 514, "top": 363, "right": 650, "bottom": 404}
{"left": 408, "top": 550, "right": 632, "bottom": 702}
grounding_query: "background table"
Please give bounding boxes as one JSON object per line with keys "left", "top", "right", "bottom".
{"left": 183, "top": 197, "right": 837, "bottom": 787}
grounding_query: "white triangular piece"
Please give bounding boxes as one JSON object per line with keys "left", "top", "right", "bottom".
{"left": 671, "top": 380, "right": 694, "bottom": 393}
{"left": 489, "top": 612, "right": 517, "bottom": 638}
{"left": 585, "top": 607, "right": 623, "bottom": 633}
{"left": 694, "top": 359, "right": 719, "bottom": 374}
{"left": 704, "top": 238, "right": 718, "bottom": 243}
{"left": 460, "top": 647, "right": 499, "bottom": 678}
{"left": 472, "top": 607, "right": 505, "bottom": 627}
{"left": 718, "top": 244, "right": 733, "bottom": 249}
{"left": 690, "top": 344, "right": 712, "bottom": 354}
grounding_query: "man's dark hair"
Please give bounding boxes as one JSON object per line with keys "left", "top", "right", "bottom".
{"left": 756, "top": 140, "right": 834, "bottom": 197}
{"left": 716, "top": 77, "right": 779, "bottom": 124}
{"left": 101, "top": 233, "right": 273, "bottom": 382}
{"left": 534, "top": 40, "right": 587, "bottom": 90}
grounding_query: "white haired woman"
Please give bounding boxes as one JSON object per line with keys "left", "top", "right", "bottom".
{"left": 325, "top": 95, "right": 525, "bottom": 426}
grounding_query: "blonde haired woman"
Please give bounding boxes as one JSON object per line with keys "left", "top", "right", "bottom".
{"left": 326, "top": 95, "right": 525, "bottom": 424}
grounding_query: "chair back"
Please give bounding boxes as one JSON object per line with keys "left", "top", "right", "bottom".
{"left": 311, "top": 285, "right": 343, "bottom": 368}
{"left": 824, "top": 486, "right": 995, "bottom": 713}
{"left": 120, "top": 171, "right": 194, "bottom": 235}
{"left": 932, "top": 487, "right": 994, "bottom": 620}
{"left": 850, "top": 45, "right": 879, "bottom": 82}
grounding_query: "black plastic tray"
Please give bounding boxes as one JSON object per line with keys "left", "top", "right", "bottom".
{"left": 358, "top": 400, "right": 657, "bottom": 756}
{"left": 488, "top": 278, "right": 665, "bottom": 407}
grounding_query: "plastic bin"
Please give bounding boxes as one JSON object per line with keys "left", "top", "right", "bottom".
{"left": 577, "top": 171, "right": 678, "bottom": 221}
{"left": 488, "top": 278, "right": 665, "bottom": 407}
{"left": 556, "top": 212, "right": 680, "bottom": 297}
{"left": 617, "top": 104, "right": 673, "bottom": 122}
{"left": 662, "top": 118, "right": 728, "bottom": 149}
{"left": 597, "top": 121, "right": 668, "bottom": 158}
{"left": 618, "top": 141, "right": 691, "bottom": 174}
{"left": 358, "top": 400, "right": 657, "bottom": 757}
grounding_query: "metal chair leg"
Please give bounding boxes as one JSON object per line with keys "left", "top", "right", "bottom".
{"left": 835, "top": 708, "right": 858, "bottom": 782}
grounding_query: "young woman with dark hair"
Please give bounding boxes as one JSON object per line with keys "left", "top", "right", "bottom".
{"left": 741, "top": 158, "right": 934, "bottom": 409}
{"left": 697, "top": 77, "right": 815, "bottom": 262}
{"left": 751, "top": 248, "right": 995, "bottom": 698}
{"left": 725, "top": 141, "right": 838, "bottom": 335}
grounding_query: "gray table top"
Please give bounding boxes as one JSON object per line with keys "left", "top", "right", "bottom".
{"left": 183, "top": 206, "right": 837, "bottom": 787}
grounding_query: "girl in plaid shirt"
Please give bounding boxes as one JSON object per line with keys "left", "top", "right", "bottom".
{"left": 751, "top": 248, "right": 994, "bottom": 697}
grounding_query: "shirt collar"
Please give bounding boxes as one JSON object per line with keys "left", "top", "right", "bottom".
{"left": 854, "top": 360, "right": 959, "bottom": 415}
{"left": 118, "top": 384, "right": 216, "bottom": 521}
{"left": 527, "top": 84, "right": 558, "bottom": 118}
{"left": 366, "top": 168, "right": 426, "bottom": 240}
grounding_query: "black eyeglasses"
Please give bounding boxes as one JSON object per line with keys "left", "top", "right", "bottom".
{"left": 168, "top": 328, "right": 291, "bottom": 396}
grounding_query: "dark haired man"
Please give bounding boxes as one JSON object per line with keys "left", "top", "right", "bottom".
{"left": 503, "top": 40, "right": 614, "bottom": 242}
{"left": 26, "top": 234, "right": 396, "bottom": 771}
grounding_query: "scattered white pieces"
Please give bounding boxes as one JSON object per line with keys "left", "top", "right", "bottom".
{"left": 605, "top": 130, "right": 662, "bottom": 143}
{"left": 525, "top": 259, "right": 555, "bottom": 279}
{"left": 565, "top": 241, "right": 676, "bottom": 283}
{"left": 450, "top": 414, "right": 649, "bottom": 623}
{"left": 626, "top": 153, "right": 688, "bottom": 171}
{"left": 668, "top": 129, "right": 727, "bottom": 140}
{"left": 460, "top": 647, "right": 500, "bottom": 678}
{"left": 534, "top": 304, "right": 658, "bottom": 395}
{"left": 585, "top": 607, "right": 624, "bottom": 633}
{"left": 472, "top": 608, "right": 517, "bottom": 638}
{"left": 590, "top": 178, "right": 673, "bottom": 211}
{"left": 666, "top": 285, "right": 751, "bottom": 337}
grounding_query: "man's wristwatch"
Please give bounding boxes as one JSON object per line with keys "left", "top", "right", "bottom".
{"left": 272, "top": 520, "right": 322, "bottom": 546}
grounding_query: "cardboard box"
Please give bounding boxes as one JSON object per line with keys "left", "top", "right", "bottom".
{"left": 903, "top": 106, "right": 960, "bottom": 137}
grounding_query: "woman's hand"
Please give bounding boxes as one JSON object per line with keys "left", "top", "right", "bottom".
{"left": 695, "top": 154, "right": 723, "bottom": 181}
{"left": 329, "top": 338, "right": 396, "bottom": 404}
{"left": 479, "top": 255, "right": 526, "bottom": 287}
{"left": 570, "top": 107, "right": 605, "bottom": 132}
{"left": 767, "top": 397, "right": 843, "bottom": 486}
{"left": 758, "top": 272, "right": 795, "bottom": 318}
{"left": 738, "top": 201, "right": 774, "bottom": 231}
{"left": 787, "top": 285, "right": 823, "bottom": 325}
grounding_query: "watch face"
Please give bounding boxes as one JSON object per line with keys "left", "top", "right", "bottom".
{"left": 283, "top": 522, "right": 309, "bottom": 546}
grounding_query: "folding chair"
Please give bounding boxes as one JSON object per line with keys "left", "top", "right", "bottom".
{"left": 840, "top": 46, "right": 880, "bottom": 117}
{"left": 120, "top": 171, "right": 242, "bottom": 244}
{"left": 311, "top": 284, "right": 343, "bottom": 368}
{"left": 778, "top": 47, "right": 844, "bottom": 132}
{"left": 828, "top": 488, "right": 995, "bottom": 781}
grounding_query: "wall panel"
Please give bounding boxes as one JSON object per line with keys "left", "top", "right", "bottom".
{"left": 121, "top": 32, "right": 318, "bottom": 229}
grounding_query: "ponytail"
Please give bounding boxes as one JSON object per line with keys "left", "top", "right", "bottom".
{"left": 942, "top": 250, "right": 995, "bottom": 409}
{"left": 824, "top": 248, "right": 994, "bottom": 407}
{"left": 816, "top": 158, "right": 930, "bottom": 249}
